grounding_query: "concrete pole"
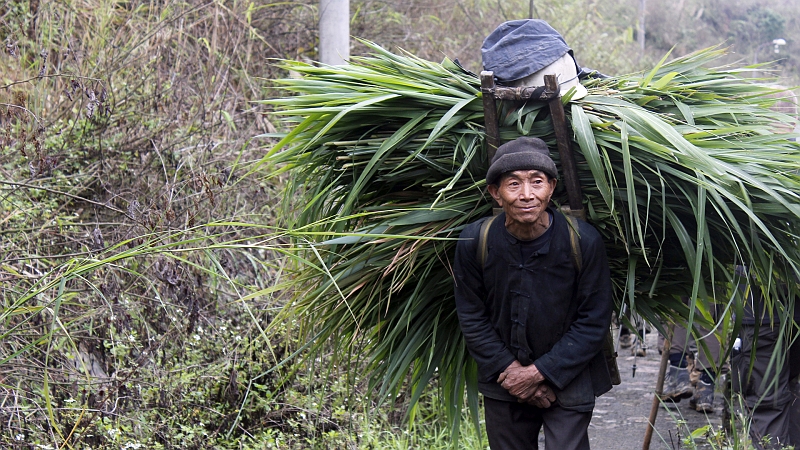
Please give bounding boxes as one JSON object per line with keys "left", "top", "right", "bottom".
{"left": 319, "top": 0, "right": 350, "bottom": 65}
{"left": 638, "top": 0, "right": 646, "bottom": 54}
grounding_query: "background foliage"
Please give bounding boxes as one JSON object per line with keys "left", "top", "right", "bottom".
{"left": 2, "top": 0, "right": 799, "bottom": 448}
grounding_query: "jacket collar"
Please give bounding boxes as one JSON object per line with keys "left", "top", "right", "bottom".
{"left": 499, "top": 206, "right": 561, "bottom": 253}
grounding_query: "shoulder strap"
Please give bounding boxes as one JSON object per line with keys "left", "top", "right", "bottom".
{"left": 477, "top": 212, "right": 582, "bottom": 272}
{"left": 477, "top": 215, "right": 498, "bottom": 267}
{"left": 565, "top": 213, "right": 582, "bottom": 275}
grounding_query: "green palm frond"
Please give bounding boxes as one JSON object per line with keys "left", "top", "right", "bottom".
{"left": 260, "top": 41, "right": 800, "bottom": 438}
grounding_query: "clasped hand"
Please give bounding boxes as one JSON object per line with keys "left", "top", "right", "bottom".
{"left": 497, "top": 360, "right": 557, "bottom": 408}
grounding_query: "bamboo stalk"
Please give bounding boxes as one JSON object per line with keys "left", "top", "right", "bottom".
{"left": 643, "top": 331, "right": 671, "bottom": 449}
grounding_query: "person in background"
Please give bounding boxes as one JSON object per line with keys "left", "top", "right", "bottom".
{"left": 731, "top": 265, "right": 798, "bottom": 449}
{"left": 660, "top": 319, "right": 721, "bottom": 413}
{"left": 728, "top": 89, "right": 800, "bottom": 449}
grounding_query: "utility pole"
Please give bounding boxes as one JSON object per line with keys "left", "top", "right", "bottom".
{"left": 319, "top": 0, "right": 350, "bottom": 65}
{"left": 638, "top": 0, "right": 646, "bottom": 55}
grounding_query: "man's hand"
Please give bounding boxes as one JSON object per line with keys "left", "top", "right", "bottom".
{"left": 496, "top": 360, "right": 523, "bottom": 384}
{"left": 497, "top": 360, "right": 549, "bottom": 403}
{"left": 525, "top": 384, "right": 557, "bottom": 408}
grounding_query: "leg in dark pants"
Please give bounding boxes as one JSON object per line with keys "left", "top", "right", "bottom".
{"left": 732, "top": 325, "right": 792, "bottom": 449}
{"left": 789, "top": 377, "right": 800, "bottom": 446}
{"left": 484, "top": 397, "right": 592, "bottom": 450}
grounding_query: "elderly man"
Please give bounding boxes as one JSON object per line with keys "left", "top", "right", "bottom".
{"left": 453, "top": 137, "right": 613, "bottom": 450}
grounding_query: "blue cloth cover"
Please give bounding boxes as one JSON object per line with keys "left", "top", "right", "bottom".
{"left": 481, "top": 19, "right": 575, "bottom": 83}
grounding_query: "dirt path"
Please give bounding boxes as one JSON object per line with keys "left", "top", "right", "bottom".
{"left": 587, "top": 330, "right": 724, "bottom": 450}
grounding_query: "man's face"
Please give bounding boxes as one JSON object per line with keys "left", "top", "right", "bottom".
{"left": 487, "top": 170, "right": 556, "bottom": 230}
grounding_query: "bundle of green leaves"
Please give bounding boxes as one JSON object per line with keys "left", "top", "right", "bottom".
{"left": 262, "top": 41, "right": 800, "bottom": 435}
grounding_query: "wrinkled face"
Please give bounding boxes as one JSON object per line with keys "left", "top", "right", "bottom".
{"left": 487, "top": 170, "right": 557, "bottom": 231}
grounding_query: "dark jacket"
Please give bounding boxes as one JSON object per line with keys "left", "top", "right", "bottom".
{"left": 453, "top": 208, "right": 613, "bottom": 411}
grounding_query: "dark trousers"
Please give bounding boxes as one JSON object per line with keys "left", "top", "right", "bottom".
{"left": 484, "top": 397, "right": 592, "bottom": 450}
{"left": 790, "top": 378, "right": 800, "bottom": 446}
{"left": 731, "top": 325, "right": 793, "bottom": 449}
{"left": 669, "top": 322, "right": 721, "bottom": 371}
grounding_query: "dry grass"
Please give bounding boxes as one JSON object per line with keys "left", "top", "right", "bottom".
{"left": 0, "top": 1, "right": 314, "bottom": 448}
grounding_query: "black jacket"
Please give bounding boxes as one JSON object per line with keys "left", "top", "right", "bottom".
{"left": 453, "top": 208, "right": 613, "bottom": 410}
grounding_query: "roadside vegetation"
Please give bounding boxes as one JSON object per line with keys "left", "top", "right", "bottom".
{"left": 2, "top": 1, "right": 799, "bottom": 448}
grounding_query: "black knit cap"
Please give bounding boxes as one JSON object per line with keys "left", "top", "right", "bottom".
{"left": 486, "top": 137, "right": 558, "bottom": 185}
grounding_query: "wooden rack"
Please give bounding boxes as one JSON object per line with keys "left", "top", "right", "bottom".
{"left": 480, "top": 71, "right": 585, "bottom": 220}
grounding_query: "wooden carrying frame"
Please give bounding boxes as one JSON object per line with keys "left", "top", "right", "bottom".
{"left": 481, "top": 71, "right": 585, "bottom": 220}
{"left": 480, "top": 71, "right": 621, "bottom": 385}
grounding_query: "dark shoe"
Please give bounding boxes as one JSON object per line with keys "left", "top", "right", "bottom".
{"left": 660, "top": 365, "right": 694, "bottom": 402}
{"left": 619, "top": 333, "right": 634, "bottom": 349}
{"left": 689, "top": 379, "right": 714, "bottom": 413}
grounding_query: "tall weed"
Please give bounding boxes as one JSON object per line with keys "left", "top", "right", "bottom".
{"left": 0, "top": 1, "right": 301, "bottom": 447}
